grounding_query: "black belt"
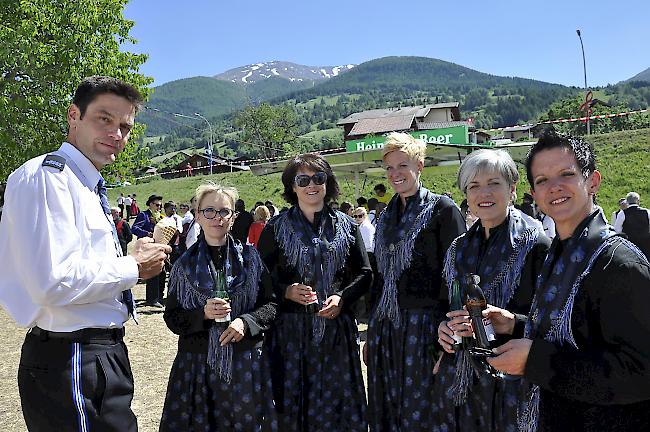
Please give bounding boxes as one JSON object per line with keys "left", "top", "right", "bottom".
{"left": 29, "top": 326, "right": 125, "bottom": 344}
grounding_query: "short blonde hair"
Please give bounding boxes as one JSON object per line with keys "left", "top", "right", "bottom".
{"left": 382, "top": 132, "right": 427, "bottom": 162}
{"left": 354, "top": 207, "right": 367, "bottom": 217}
{"left": 254, "top": 204, "right": 271, "bottom": 222}
{"left": 195, "top": 181, "right": 239, "bottom": 210}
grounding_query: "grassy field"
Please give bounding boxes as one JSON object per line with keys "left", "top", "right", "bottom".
{"left": 109, "top": 128, "right": 650, "bottom": 217}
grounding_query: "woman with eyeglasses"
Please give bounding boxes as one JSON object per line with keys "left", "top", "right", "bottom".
{"left": 432, "top": 149, "right": 550, "bottom": 432}
{"left": 257, "top": 153, "right": 373, "bottom": 431}
{"left": 364, "top": 132, "right": 466, "bottom": 431}
{"left": 160, "top": 182, "right": 279, "bottom": 432}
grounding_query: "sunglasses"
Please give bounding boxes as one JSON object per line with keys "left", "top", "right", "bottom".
{"left": 295, "top": 172, "right": 327, "bottom": 188}
{"left": 353, "top": 214, "right": 364, "bottom": 219}
{"left": 199, "top": 207, "right": 235, "bottom": 220}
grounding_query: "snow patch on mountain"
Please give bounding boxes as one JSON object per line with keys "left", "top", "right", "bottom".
{"left": 215, "top": 61, "right": 355, "bottom": 84}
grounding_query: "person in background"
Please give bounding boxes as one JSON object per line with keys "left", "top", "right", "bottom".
{"left": 258, "top": 153, "right": 372, "bottom": 431}
{"left": 373, "top": 202, "right": 387, "bottom": 226}
{"left": 112, "top": 207, "right": 133, "bottom": 256}
{"left": 614, "top": 191, "right": 650, "bottom": 258}
{"left": 162, "top": 201, "right": 184, "bottom": 265}
{"left": 117, "top": 192, "right": 125, "bottom": 217}
{"left": 0, "top": 76, "right": 169, "bottom": 431}
{"left": 353, "top": 206, "right": 375, "bottom": 321}
{"left": 373, "top": 183, "right": 391, "bottom": 205}
{"left": 611, "top": 197, "right": 628, "bottom": 225}
{"left": 357, "top": 196, "right": 368, "bottom": 210}
{"left": 365, "top": 132, "right": 466, "bottom": 431}
{"left": 160, "top": 182, "right": 278, "bottom": 431}
{"left": 248, "top": 204, "right": 270, "bottom": 249}
{"left": 130, "top": 193, "right": 139, "bottom": 218}
{"left": 185, "top": 196, "right": 201, "bottom": 250}
{"left": 433, "top": 149, "right": 550, "bottom": 431}
{"left": 340, "top": 201, "right": 353, "bottom": 216}
{"left": 538, "top": 210, "right": 556, "bottom": 240}
{"left": 231, "top": 198, "right": 253, "bottom": 245}
{"left": 0, "top": 182, "right": 5, "bottom": 222}
{"left": 330, "top": 201, "right": 340, "bottom": 211}
{"left": 124, "top": 193, "right": 133, "bottom": 221}
{"left": 516, "top": 192, "right": 536, "bottom": 218}
{"left": 367, "top": 198, "right": 379, "bottom": 224}
{"left": 488, "top": 130, "right": 650, "bottom": 431}
{"left": 132, "top": 194, "right": 166, "bottom": 308}
{"left": 265, "top": 200, "right": 279, "bottom": 217}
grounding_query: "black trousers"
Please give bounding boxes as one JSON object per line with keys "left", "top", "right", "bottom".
{"left": 18, "top": 330, "right": 137, "bottom": 432}
{"left": 145, "top": 268, "right": 166, "bottom": 304}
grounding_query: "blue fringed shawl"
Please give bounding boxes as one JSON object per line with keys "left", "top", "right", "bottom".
{"left": 374, "top": 186, "right": 441, "bottom": 327}
{"left": 518, "top": 211, "right": 648, "bottom": 431}
{"left": 272, "top": 205, "right": 355, "bottom": 343}
{"left": 167, "top": 235, "right": 262, "bottom": 383}
{"left": 443, "top": 207, "right": 540, "bottom": 405}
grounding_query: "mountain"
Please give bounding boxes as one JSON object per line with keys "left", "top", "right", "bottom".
{"left": 626, "top": 67, "right": 650, "bottom": 83}
{"left": 138, "top": 77, "right": 247, "bottom": 135}
{"left": 214, "top": 61, "right": 355, "bottom": 84}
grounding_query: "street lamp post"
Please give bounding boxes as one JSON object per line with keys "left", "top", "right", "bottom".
{"left": 194, "top": 112, "right": 214, "bottom": 175}
{"left": 576, "top": 29, "right": 590, "bottom": 135}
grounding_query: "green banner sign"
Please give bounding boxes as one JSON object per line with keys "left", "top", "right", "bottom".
{"left": 345, "top": 126, "right": 469, "bottom": 152}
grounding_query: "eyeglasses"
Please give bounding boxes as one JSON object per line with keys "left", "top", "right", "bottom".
{"left": 294, "top": 172, "right": 327, "bottom": 187}
{"left": 199, "top": 207, "right": 235, "bottom": 220}
{"left": 353, "top": 214, "right": 364, "bottom": 219}
{"left": 153, "top": 203, "right": 161, "bottom": 208}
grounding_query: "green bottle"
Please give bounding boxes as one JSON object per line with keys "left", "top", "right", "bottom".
{"left": 450, "top": 279, "right": 464, "bottom": 351}
{"left": 213, "top": 268, "right": 231, "bottom": 324}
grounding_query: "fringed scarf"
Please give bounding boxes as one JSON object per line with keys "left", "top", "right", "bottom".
{"left": 443, "top": 207, "right": 540, "bottom": 405}
{"left": 167, "top": 234, "right": 262, "bottom": 383}
{"left": 273, "top": 205, "right": 355, "bottom": 343}
{"left": 374, "top": 186, "right": 441, "bottom": 327}
{"left": 517, "top": 211, "right": 648, "bottom": 431}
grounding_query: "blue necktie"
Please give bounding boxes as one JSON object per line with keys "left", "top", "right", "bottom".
{"left": 97, "top": 178, "right": 137, "bottom": 321}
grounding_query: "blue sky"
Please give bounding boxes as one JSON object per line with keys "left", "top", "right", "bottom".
{"left": 123, "top": 0, "right": 649, "bottom": 88}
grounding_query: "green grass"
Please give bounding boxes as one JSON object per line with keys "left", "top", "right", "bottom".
{"left": 109, "top": 128, "right": 650, "bottom": 217}
{"left": 299, "top": 128, "right": 342, "bottom": 141}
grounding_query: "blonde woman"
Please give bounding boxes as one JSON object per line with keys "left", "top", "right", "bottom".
{"left": 365, "top": 132, "right": 466, "bottom": 431}
{"left": 160, "top": 182, "right": 278, "bottom": 431}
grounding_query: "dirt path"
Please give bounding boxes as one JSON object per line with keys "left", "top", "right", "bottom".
{"left": 0, "top": 283, "right": 368, "bottom": 431}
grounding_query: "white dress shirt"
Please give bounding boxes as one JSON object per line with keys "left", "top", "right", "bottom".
{"left": 358, "top": 219, "right": 375, "bottom": 253}
{"left": 614, "top": 204, "right": 650, "bottom": 233}
{"left": 0, "top": 142, "right": 139, "bottom": 331}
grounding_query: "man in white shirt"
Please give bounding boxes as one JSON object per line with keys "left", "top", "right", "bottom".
{"left": 0, "top": 76, "right": 170, "bottom": 432}
{"left": 124, "top": 193, "right": 133, "bottom": 221}
{"left": 614, "top": 191, "right": 650, "bottom": 258}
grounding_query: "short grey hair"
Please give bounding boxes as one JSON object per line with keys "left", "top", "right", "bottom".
{"left": 626, "top": 191, "right": 641, "bottom": 205}
{"left": 457, "top": 149, "right": 519, "bottom": 193}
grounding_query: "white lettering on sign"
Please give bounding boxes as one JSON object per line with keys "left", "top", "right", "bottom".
{"left": 419, "top": 133, "right": 454, "bottom": 144}
{"left": 355, "top": 140, "right": 385, "bottom": 151}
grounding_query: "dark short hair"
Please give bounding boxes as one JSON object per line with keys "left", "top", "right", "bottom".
{"left": 374, "top": 184, "right": 386, "bottom": 193}
{"left": 357, "top": 197, "right": 368, "bottom": 205}
{"left": 146, "top": 194, "right": 163, "bottom": 206}
{"left": 367, "top": 198, "right": 378, "bottom": 210}
{"left": 163, "top": 201, "right": 176, "bottom": 211}
{"left": 340, "top": 202, "right": 353, "bottom": 214}
{"left": 73, "top": 76, "right": 144, "bottom": 118}
{"left": 281, "top": 153, "right": 340, "bottom": 205}
{"left": 525, "top": 129, "right": 596, "bottom": 190}
{"left": 235, "top": 199, "right": 246, "bottom": 212}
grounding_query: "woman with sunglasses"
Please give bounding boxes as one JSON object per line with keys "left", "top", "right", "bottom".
{"left": 432, "top": 149, "right": 550, "bottom": 431}
{"left": 258, "top": 153, "right": 373, "bottom": 431}
{"left": 160, "top": 182, "right": 278, "bottom": 431}
{"left": 364, "top": 132, "right": 466, "bottom": 431}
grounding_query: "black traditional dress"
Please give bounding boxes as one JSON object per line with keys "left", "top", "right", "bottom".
{"left": 159, "top": 235, "right": 278, "bottom": 432}
{"left": 432, "top": 207, "right": 549, "bottom": 432}
{"left": 258, "top": 205, "right": 372, "bottom": 432}
{"left": 521, "top": 211, "right": 650, "bottom": 432}
{"left": 366, "top": 186, "right": 466, "bottom": 431}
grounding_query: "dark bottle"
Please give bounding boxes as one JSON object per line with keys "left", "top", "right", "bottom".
{"left": 464, "top": 273, "right": 497, "bottom": 355}
{"left": 212, "top": 268, "right": 231, "bottom": 325}
{"left": 449, "top": 279, "right": 464, "bottom": 351}
{"left": 303, "top": 276, "right": 320, "bottom": 315}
